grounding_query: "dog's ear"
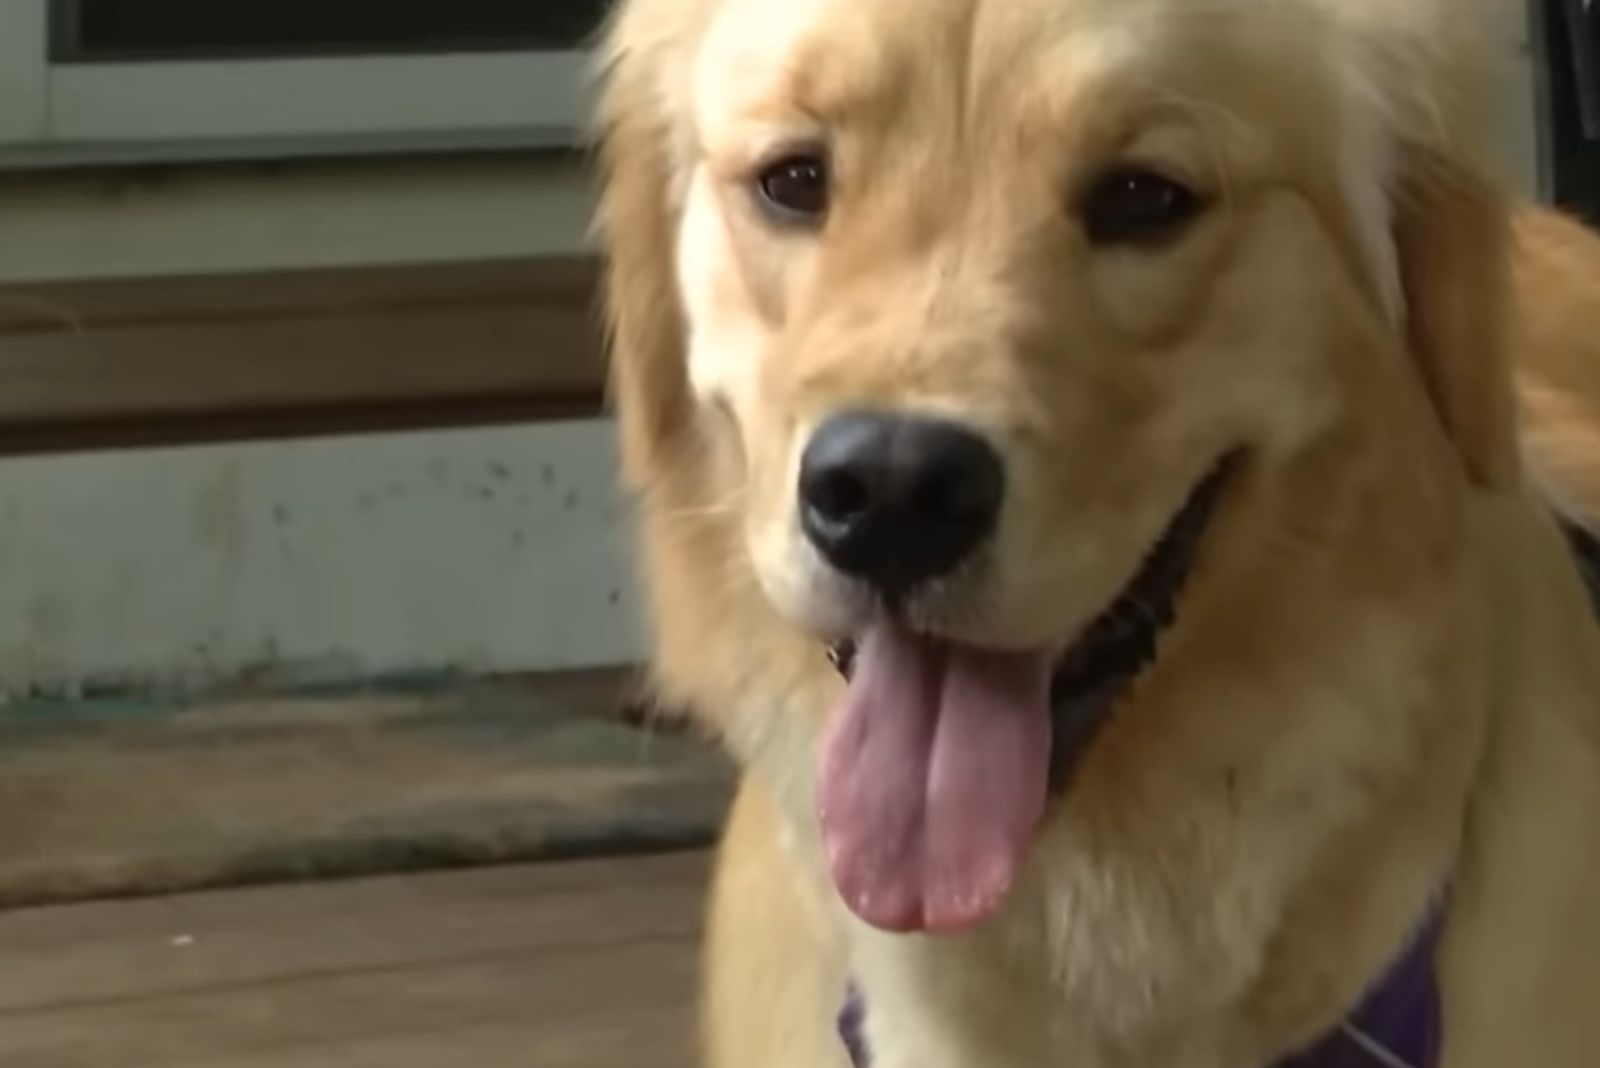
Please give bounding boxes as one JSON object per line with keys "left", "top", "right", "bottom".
{"left": 594, "top": 41, "right": 695, "bottom": 488}
{"left": 1390, "top": 146, "right": 1521, "bottom": 491}
{"left": 1337, "top": 0, "right": 1520, "bottom": 489}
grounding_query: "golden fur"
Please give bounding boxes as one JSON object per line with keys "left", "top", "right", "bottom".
{"left": 593, "top": 0, "right": 1600, "bottom": 1064}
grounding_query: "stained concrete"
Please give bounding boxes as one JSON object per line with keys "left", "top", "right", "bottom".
{"left": 0, "top": 670, "right": 731, "bottom": 908}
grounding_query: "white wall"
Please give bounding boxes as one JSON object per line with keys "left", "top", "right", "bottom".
{"left": 0, "top": 419, "right": 642, "bottom": 697}
{"left": 0, "top": 156, "right": 627, "bottom": 695}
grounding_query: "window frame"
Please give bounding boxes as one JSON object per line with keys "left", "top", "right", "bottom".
{"left": 0, "top": 0, "right": 594, "bottom": 169}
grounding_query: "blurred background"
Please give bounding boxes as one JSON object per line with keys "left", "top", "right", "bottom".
{"left": 0, "top": 1, "right": 1587, "bottom": 1065}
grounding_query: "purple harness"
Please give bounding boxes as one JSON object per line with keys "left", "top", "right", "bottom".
{"left": 838, "top": 907, "right": 1444, "bottom": 1068}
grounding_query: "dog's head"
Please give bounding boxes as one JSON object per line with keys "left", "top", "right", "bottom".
{"left": 598, "top": 0, "right": 1516, "bottom": 942}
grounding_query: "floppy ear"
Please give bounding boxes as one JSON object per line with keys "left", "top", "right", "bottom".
{"left": 594, "top": 38, "right": 696, "bottom": 489}
{"left": 1391, "top": 145, "right": 1522, "bottom": 490}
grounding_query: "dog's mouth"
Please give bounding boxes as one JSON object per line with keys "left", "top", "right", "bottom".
{"left": 1042, "top": 454, "right": 1236, "bottom": 786}
{"left": 816, "top": 455, "right": 1236, "bottom": 935}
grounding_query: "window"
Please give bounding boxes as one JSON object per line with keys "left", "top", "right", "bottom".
{"left": 0, "top": 1, "right": 600, "bottom": 167}
{"left": 53, "top": 0, "right": 612, "bottom": 62}
{"left": 1539, "top": 0, "right": 1600, "bottom": 222}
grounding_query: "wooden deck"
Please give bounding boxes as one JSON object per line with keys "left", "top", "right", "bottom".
{"left": 0, "top": 852, "right": 707, "bottom": 1068}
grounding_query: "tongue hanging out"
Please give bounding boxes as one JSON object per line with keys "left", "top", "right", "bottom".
{"left": 817, "top": 621, "right": 1053, "bottom": 934}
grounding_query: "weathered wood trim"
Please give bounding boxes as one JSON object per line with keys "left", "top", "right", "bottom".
{"left": 0, "top": 256, "right": 607, "bottom": 452}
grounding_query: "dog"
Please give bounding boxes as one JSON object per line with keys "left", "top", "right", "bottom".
{"left": 593, "top": 0, "right": 1600, "bottom": 1064}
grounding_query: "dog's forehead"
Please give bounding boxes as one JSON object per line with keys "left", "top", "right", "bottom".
{"left": 692, "top": 0, "right": 1120, "bottom": 124}
{"left": 692, "top": 0, "right": 851, "bottom": 115}
{"left": 692, "top": 0, "right": 950, "bottom": 147}
{"left": 690, "top": 0, "right": 1353, "bottom": 151}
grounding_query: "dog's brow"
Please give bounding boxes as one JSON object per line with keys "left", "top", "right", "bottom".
{"left": 783, "top": 36, "right": 907, "bottom": 126}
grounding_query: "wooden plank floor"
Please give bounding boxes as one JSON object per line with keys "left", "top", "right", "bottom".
{"left": 0, "top": 852, "right": 707, "bottom": 1068}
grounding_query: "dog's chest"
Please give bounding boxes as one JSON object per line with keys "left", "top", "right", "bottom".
{"left": 840, "top": 910, "right": 1444, "bottom": 1068}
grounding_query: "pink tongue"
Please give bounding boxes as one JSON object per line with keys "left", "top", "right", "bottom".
{"left": 817, "top": 622, "right": 1052, "bottom": 934}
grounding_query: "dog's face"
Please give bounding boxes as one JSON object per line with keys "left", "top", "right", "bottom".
{"left": 601, "top": 0, "right": 1515, "bottom": 945}
{"left": 689, "top": 0, "right": 1389, "bottom": 652}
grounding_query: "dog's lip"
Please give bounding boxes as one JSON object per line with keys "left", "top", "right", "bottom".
{"left": 1044, "top": 454, "right": 1238, "bottom": 787}
{"left": 826, "top": 452, "right": 1239, "bottom": 788}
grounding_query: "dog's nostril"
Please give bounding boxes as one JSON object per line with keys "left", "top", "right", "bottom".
{"left": 798, "top": 412, "right": 1005, "bottom": 593}
{"left": 810, "top": 469, "right": 873, "bottom": 523}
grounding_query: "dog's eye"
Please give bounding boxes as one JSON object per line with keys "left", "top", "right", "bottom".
{"left": 1080, "top": 168, "right": 1205, "bottom": 246}
{"left": 756, "top": 153, "right": 829, "bottom": 224}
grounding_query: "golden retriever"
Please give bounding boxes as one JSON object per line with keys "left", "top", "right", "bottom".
{"left": 593, "top": 0, "right": 1600, "bottom": 1064}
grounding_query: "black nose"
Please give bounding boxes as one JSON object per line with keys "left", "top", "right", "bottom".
{"left": 799, "top": 412, "right": 1005, "bottom": 594}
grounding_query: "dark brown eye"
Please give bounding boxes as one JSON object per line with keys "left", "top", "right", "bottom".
{"left": 1080, "top": 168, "right": 1206, "bottom": 246}
{"left": 756, "top": 153, "right": 829, "bottom": 224}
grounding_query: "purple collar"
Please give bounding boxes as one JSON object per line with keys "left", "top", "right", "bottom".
{"left": 837, "top": 905, "right": 1444, "bottom": 1068}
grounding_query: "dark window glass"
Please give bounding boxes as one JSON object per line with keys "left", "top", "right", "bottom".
{"left": 1541, "top": 0, "right": 1600, "bottom": 225}
{"left": 53, "top": 0, "right": 611, "bottom": 63}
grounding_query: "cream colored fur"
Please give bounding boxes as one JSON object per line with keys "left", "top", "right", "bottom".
{"left": 593, "top": 0, "right": 1600, "bottom": 1064}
